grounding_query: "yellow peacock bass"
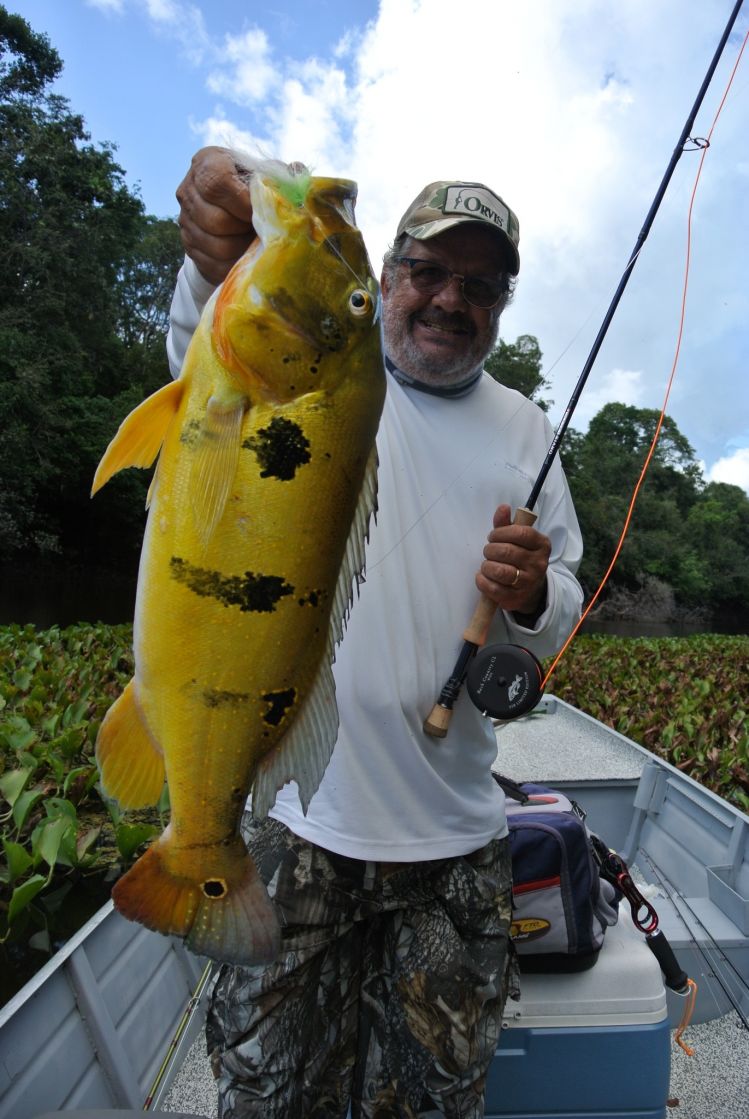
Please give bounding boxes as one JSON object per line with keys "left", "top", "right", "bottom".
{"left": 91, "top": 161, "right": 385, "bottom": 965}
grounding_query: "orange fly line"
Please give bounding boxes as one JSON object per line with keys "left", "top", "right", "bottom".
{"left": 542, "top": 26, "right": 749, "bottom": 693}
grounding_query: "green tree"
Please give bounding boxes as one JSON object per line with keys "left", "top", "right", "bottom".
{"left": 117, "top": 216, "right": 183, "bottom": 354}
{"left": 561, "top": 402, "right": 738, "bottom": 610}
{"left": 0, "top": 7, "right": 180, "bottom": 569}
{"left": 684, "top": 482, "right": 749, "bottom": 606}
{"left": 0, "top": 5, "right": 60, "bottom": 97}
{"left": 485, "top": 334, "right": 553, "bottom": 411}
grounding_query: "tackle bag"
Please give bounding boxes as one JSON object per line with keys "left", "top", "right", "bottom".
{"left": 498, "top": 776, "right": 621, "bottom": 972}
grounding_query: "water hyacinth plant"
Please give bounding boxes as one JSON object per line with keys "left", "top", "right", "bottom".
{"left": 549, "top": 634, "right": 749, "bottom": 812}
{"left": 0, "top": 623, "right": 166, "bottom": 1001}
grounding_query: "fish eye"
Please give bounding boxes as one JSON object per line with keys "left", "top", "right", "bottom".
{"left": 348, "top": 289, "right": 373, "bottom": 317}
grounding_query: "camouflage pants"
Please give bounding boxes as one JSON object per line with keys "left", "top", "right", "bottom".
{"left": 206, "top": 816, "right": 518, "bottom": 1119}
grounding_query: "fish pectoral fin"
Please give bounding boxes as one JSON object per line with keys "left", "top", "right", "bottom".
{"left": 95, "top": 680, "right": 165, "bottom": 809}
{"left": 252, "top": 658, "right": 339, "bottom": 819}
{"left": 112, "top": 834, "right": 281, "bottom": 966}
{"left": 92, "top": 378, "right": 184, "bottom": 496}
{"left": 191, "top": 392, "right": 249, "bottom": 546}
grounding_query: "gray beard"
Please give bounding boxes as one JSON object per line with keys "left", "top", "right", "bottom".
{"left": 382, "top": 313, "right": 500, "bottom": 389}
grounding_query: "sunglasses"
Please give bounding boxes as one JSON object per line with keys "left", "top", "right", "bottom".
{"left": 393, "top": 256, "right": 506, "bottom": 310}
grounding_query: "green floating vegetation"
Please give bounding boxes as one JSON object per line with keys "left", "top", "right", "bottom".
{"left": 546, "top": 633, "right": 749, "bottom": 813}
{"left": 1, "top": 623, "right": 747, "bottom": 1002}
{"left": 0, "top": 622, "right": 165, "bottom": 987}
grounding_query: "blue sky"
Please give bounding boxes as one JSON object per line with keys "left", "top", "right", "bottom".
{"left": 12, "top": 0, "right": 749, "bottom": 492}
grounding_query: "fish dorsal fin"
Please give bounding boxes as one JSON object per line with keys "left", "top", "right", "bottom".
{"left": 91, "top": 379, "right": 184, "bottom": 496}
{"left": 190, "top": 391, "right": 249, "bottom": 546}
{"left": 251, "top": 444, "right": 379, "bottom": 818}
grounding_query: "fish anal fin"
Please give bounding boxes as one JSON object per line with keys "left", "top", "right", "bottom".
{"left": 92, "top": 379, "right": 184, "bottom": 496}
{"left": 95, "top": 680, "right": 165, "bottom": 809}
{"left": 191, "top": 392, "right": 248, "bottom": 546}
{"left": 252, "top": 658, "right": 339, "bottom": 819}
{"left": 112, "top": 834, "right": 281, "bottom": 965}
{"left": 328, "top": 443, "right": 379, "bottom": 654}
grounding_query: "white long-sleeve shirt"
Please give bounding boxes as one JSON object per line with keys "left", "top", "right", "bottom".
{"left": 167, "top": 257, "right": 584, "bottom": 861}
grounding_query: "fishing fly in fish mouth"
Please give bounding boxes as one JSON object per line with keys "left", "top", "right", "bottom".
{"left": 91, "top": 159, "right": 386, "bottom": 966}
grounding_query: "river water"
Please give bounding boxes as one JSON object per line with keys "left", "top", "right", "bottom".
{"left": 0, "top": 565, "right": 138, "bottom": 628}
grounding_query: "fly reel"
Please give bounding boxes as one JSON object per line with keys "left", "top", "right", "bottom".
{"left": 465, "top": 643, "right": 544, "bottom": 720}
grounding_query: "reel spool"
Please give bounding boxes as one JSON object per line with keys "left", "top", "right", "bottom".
{"left": 465, "top": 643, "right": 544, "bottom": 720}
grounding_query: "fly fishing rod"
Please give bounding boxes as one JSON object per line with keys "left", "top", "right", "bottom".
{"left": 423, "top": 0, "right": 746, "bottom": 738}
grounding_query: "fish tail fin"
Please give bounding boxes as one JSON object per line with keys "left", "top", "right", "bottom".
{"left": 112, "top": 835, "right": 281, "bottom": 965}
{"left": 96, "top": 680, "right": 165, "bottom": 808}
{"left": 92, "top": 378, "right": 184, "bottom": 495}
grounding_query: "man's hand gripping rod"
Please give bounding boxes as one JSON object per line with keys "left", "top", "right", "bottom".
{"left": 423, "top": 506, "right": 538, "bottom": 738}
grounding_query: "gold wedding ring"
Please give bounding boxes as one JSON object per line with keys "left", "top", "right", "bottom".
{"left": 511, "top": 567, "right": 521, "bottom": 587}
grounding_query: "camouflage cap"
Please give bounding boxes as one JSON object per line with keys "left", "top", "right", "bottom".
{"left": 396, "top": 181, "right": 520, "bottom": 275}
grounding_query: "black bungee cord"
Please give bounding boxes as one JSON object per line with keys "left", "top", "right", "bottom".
{"left": 423, "top": 0, "right": 747, "bottom": 738}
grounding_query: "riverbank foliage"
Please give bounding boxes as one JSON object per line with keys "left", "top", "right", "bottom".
{"left": 1, "top": 622, "right": 748, "bottom": 1002}
{"left": 546, "top": 633, "right": 749, "bottom": 811}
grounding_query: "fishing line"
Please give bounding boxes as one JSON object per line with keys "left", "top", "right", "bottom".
{"left": 366, "top": 395, "right": 528, "bottom": 573}
{"left": 542, "top": 306, "right": 597, "bottom": 381}
{"left": 423, "top": 0, "right": 748, "bottom": 734}
{"left": 542, "top": 21, "right": 748, "bottom": 693}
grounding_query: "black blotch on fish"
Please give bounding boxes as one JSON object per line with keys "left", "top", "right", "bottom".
{"left": 202, "top": 688, "right": 251, "bottom": 708}
{"left": 243, "top": 416, "right": 311, "bottom": 481}
{"left": 180, "top": 419, "right": 202, "bottom": 448}
{"left": 261, "top": 688, "right": 296, "bottom": 727}
{"left": 268, "top": 289, "right": 300, "bottom": 326}
{"left": 170, "top": 557, "right": 294, "bottom": 612}
{"left": 320, "top": 315, "right": 346, "bottom": 350}
{"left": 298, "top": 589, "right": 325, "bottom": 607}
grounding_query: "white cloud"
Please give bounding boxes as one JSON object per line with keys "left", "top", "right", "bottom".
{"left": 85, "top": 0, "right": 124, "bottom": 12}
{"left": 144, "top": 0, "right": 181, "bottom": 19}
{"left": 189, "top": 114, "right": 267, "bottom": 159}
{"left": 572, "top": 368, "right": 646, "bottom": 429}
{"left": 272, "top": 60, "right": 353, "bottom": 174}
{"left": 207, "top": 28, "right": 278, "bottom": 104}
{"left": 137, "top": 0, "right": 213, "bottom": 65}
{"left": 708, "top": 448, "right": 749, "bottom": 494}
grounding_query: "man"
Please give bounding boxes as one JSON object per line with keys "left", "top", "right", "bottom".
{"left": 169, "top": 148, "right": 583, "bottom": 1119}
